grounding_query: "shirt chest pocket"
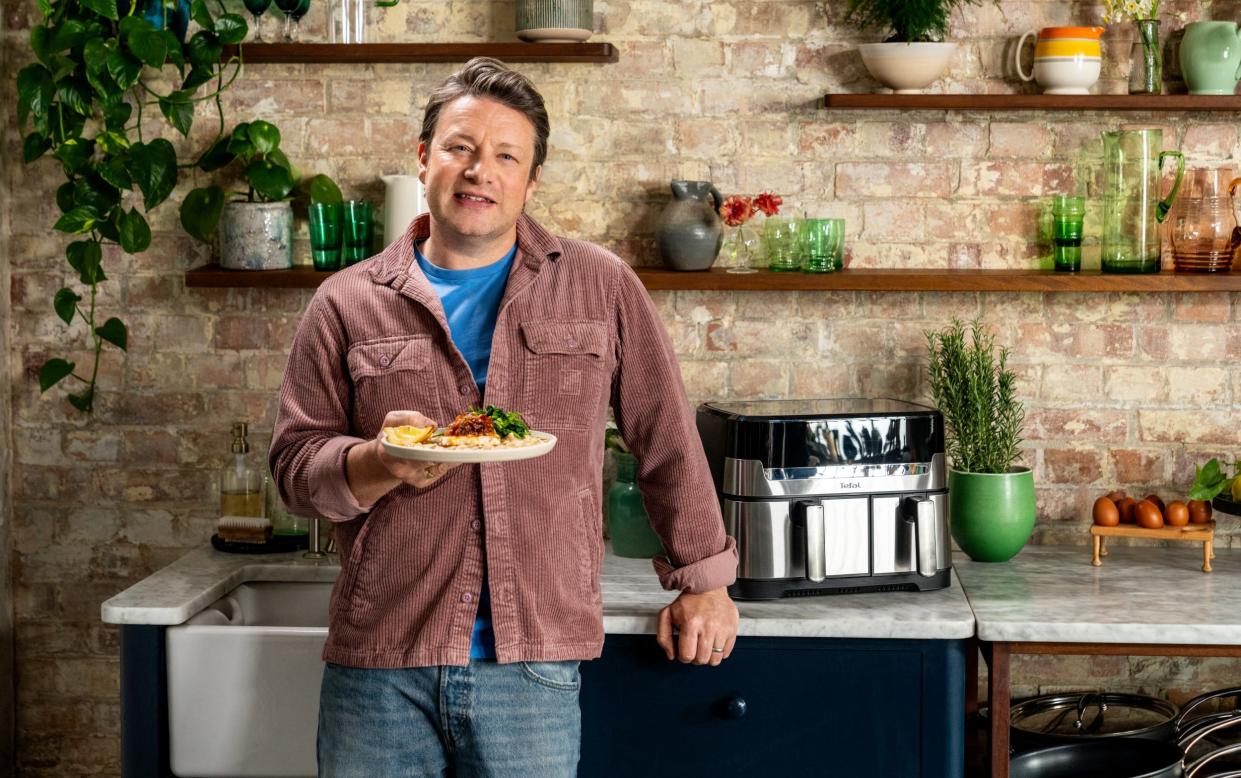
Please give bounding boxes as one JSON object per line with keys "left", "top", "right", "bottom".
{"left": 519, "top": 320, "right": 609, "bottom": 431}
{"left": 346, "top": 335, "right": 438, "bottom": 435}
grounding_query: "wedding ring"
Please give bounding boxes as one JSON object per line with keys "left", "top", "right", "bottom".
{"left": 711, "top": 647, "right": 725, "bottom": 654}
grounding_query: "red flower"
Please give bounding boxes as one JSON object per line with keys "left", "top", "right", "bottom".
{"left": 719, "top": 195, "right": 754, "bottom": 227}
{"left": 754, "top": 192, "right": 783, "bottom": 217}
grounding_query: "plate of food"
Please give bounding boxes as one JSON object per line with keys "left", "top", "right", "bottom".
{"left": 381, "top": 406, "right": 556, "bottom": 464}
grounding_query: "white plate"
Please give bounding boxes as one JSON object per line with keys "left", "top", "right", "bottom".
{"left": 381, "top": 431, "right": 557, "bottom": 463}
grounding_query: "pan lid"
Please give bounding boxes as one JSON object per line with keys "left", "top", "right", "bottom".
{"left": 1012, "top": 692, "right": 1178, "bottom": 739}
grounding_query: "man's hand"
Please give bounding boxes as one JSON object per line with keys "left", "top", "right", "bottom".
{"left": 374, "top": 410, "right": 459, "bottom": 488}
{"left": 656, "top": 587, "right": 739, "bottom": 666}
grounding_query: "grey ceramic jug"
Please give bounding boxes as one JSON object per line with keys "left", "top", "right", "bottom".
{"left": 655, "top": 180, "right": 724, "bottom": 271}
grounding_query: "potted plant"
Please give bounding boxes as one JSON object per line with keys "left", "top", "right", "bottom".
{"left": 844, "top": 0, "right": 999, "bottom": 93}
{"left": 180, "top": 121, "right": 342, "bottom": 270}
{"left": 926, "top": 318, "right": 1034, "bottom": 562}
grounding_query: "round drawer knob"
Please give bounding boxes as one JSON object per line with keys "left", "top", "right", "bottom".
{"left": 725, "top": 697, "right": 747, "bottom": 719}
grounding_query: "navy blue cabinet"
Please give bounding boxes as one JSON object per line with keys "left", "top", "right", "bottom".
{"left": 580, "top": 634, "right": 965, "bottom": 778}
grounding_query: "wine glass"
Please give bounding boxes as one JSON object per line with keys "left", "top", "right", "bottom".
{"left": 242, "top": 0, "right": 272, "bottom": 42}
{"left": 273, "top": 0, "right": 310, "bottom": 42}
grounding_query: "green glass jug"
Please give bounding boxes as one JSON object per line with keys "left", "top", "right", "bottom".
{"left": 607, "top": 452, "right": 665, "bottom": 559}
{"left": 1100, "top": 128, "right": 1184, "bottom": 274}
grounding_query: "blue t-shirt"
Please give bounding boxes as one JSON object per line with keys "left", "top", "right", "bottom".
{"left": 414, "top": 240, "right": 516, "bottom": 660}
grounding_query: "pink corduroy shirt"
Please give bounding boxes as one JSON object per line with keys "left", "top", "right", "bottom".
{"left": 269, "top": 213, "right": 738, "bottom": 668}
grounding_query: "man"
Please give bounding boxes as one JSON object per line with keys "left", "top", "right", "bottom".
{"left": 270, "top": 57, "right": 738, "bottom": 777}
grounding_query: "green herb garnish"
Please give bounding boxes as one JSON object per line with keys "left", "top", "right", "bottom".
{"left": 1189, "top": 458, "right": 1241, "bottom": 501}
{"left": 474, "top": 405, "right": 530, "bottom": 439}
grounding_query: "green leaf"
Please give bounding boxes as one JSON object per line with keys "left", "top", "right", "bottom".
{"left": 53, "top": 137, "right": 94, "bottom": 174}
{"left": 158, "top": 91, "right": 194, "bottom": 136}
{"left": 16, "top": 64, "right": 54, "bottom": 133}
{"left": 31, "top": 26, "right": 53, "bottom": 65}
{"left": 179, "top": 186, "right": 225, "bottom": 242}
{"left": 306, "top": 173, "right": 343, "bottom": 204}
{"left": 226, "top": 125, "right": 254, "bottom": 158}
{"left": 67, "top": 390, "right": 94, "bottom": 412}
{"left": 37, "top": 0, "right": 52, "bottom": 16}
{"left": 106, "top": 48, "right": 142, "bottom": 91}
{"left": 50, "top": 19, "right": 89, "bottom": 51}
{"left": 84, "top": 46, "right": 120, "bottom": 97}
{"left": 66, "top": 240, "right": 106, "bottom": 284}
{"left": 53, "top": 288, "right": 81, "bottom": 325}
{"left": 56, "top": 182, "right": 75, "bottom": 213}
{"left": 39, "top": 358, "right": 76, "bottom": 392}
{"left": 1190, "top": 458, "right": 1229, "bottom": 501}
{"left": 195, "top": 135, "right": 234, "bottom": 172}
{"left": 187, "top": 30, "right": 222, "bottom": 68}
{"left": 57, "top": 79, "right": 92, "bottom": 116}
{"left": 47, "top": 103, "right": 86, "bottom": 141}
{"left": 83, "top": 37, "right": 114, "bottom": 72}
{"left": 95, "top": 317, "right": 128, "bottom": 351}
{"left": 181, "top": 64, "right": 214, "bottom": 91}
{"left": 103, "top": 99, "right": 132, "bottom": 132}
{"left": 245, "top": 158, "right": 295, "bottom": 201}
{"left": 80, "top": 0, "right": 119, "bottom": 20}
{"left": 164, "top": 30, "right": 185, "bottom": 73}
{"left": 118, "top": 208, "right": 151, "bottom": 253}
{"left": 72, "top": 174, "right": 119, "bottom": 213}
{"left": 22, "top": 132, "right": 51, "bottom": 163}
{"left": 129, "top": 138, "right": 178, "bottom": 209}
{"left": 96, "top": 130, "right": 131, "bottom": 156}
{"left": 96, "top": 213, "right": 120, "bottom": 244}
{"left": 99, "top": 157, "right": 133, "bottom": 191}
{"left": 214, "top": 13, "right": 247, "bottom": 44}
{"left": 126, "top": 20, "right": 168, "bottom": 69}
{"left": 247, "top": 120, "right": 280, "bottom": 154}
{"left": 54, "top": 206, "right": 100, "bottom": 234}
{"left": 268, "top": 147, "right": 297, "bottom": 179}
{"left": 190, "top": 0, "right": 215, "bottom": 31}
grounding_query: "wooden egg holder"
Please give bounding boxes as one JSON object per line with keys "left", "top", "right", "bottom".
{"left": 1090, "top": 521, "right": 1216, "bottom": 572}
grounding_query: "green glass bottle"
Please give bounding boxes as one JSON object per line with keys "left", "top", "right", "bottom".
{"left": 607, "top": 452, "right": 665, "bottom": 558}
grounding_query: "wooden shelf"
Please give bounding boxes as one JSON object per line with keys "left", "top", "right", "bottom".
{"left": 220, "top": 42, "right": 618, "bottom": 64}
{"left": 185, "top": 264, "right": 1241, "bottom": 292}
{"left": 823, "top": 93, "right": 1241, "bottom": 112}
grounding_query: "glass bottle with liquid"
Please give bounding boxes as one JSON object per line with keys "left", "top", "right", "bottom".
{"left": 607, "top": 452, "right": 665, "bottom": 558}
{"left": 221, "top": 421, "right": 264, "bottom": 518}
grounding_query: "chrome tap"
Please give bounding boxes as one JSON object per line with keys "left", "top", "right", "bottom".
{"left": 303, "top": 517, "right": 329, "bottom": 561}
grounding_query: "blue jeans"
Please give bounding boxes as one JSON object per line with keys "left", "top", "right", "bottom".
{"left": 317, "top": 661, "right": 582, "bottom": 777}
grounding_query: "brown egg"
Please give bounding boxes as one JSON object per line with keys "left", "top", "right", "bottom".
{"left": 1135, "top": 500, "right": 1164, "bottom": 529}
{"left": 1117, "top": 497, "right": 1139, "bottom": 524}
{"left": 1165, "top": 501, "right": 1189, "bottom": 527}
{"left": 1188, "top": 500, "right": 1213, "bottom": 525}
{"left": 1092, "top": 497, "right": 1120, "bottom": 527}
{"left": 1106, "top": 490, "right": 1127, "bottom": 504}
{"left": 1143, "top": 493, "right": 1166, "bottom": 515}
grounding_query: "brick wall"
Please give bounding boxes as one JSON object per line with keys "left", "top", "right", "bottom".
{"left": 4, "top": 0, "right": 1241, "bottom": 773}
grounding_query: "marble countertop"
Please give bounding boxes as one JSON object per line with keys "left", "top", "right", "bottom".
{"left": 955, "top": 545, "right": 1241, "bottom": 645}
{"left": 101, "top": 546, "right": 976, "bottom": 640}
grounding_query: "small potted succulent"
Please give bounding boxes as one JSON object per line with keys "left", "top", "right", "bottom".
{"left": 926, "top": 317, "right": 1034, "bottom": 562}
{"left": 180, "top": 120, "right": 341, "bottom": 270}
{"left": 844, "top": 0, "right": 1000, "bottom": 93}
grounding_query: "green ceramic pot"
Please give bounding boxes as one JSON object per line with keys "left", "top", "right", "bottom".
{"left": 1180, "top": 21, "right": 1241, "bottom": 96}
{"left": 948, "top": 467, "right": 1036, "bottom": 563}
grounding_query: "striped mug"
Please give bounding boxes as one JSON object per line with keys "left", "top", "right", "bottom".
{"left": 1016, "top": 26, "right": 1104, "bottom": 95}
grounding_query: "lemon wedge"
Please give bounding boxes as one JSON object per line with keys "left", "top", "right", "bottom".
{"left": 384, "top": 425, "right": 435, "bottom": 446}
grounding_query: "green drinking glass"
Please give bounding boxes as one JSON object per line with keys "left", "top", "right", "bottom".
{"left": 342, "top": 200, "right": 372, "bottom": 266}
{"left": 803, "top": 218, "right": 845, "bottom": 273}
{"left": 764, "top": 217, "right": 802, "bottom": 272}
{"left": 1050, "top": 195, "right": 1085, "bottom": 273}
{"left": 308, "top": 202, "right": 342, "bottom": 271}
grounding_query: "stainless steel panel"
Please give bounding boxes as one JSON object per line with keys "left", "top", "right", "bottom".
{"left": 931, "top": 493, "right": 950, "bottom": 570}
{"left": 800, "top": 502, "right": 826, "bottom": 582}
{"left": 822, "top": 497, "right": 870, "bottom": 577}
{"left": 912, "top": 498, "right": 937, "bottom": 578}
{"left": 723, "top": 453, "right": 946, "bottom": 498}
{"left": 724, "top": 498, "right": 870, "bottom": 580}
{"left": 872, "top": 496, "right": 913, "bottom": 575}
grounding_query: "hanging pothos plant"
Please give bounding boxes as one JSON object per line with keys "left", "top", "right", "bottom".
{"left": 16, "top": 0, "right": 339, "bottom": 413}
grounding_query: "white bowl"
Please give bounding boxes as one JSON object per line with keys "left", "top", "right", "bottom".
{"left": 857, "top": 42, "right": 957, "bottom": 93}
{"left": 1032, "top": 57, "right": 1101, "bottom": 95}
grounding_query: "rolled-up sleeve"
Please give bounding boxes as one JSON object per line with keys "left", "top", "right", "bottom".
{"left": 269, "top": 294, "right": 371, "bottom": 523}
{"left": 609, "top": 267, "right": 738, "bottom": 593}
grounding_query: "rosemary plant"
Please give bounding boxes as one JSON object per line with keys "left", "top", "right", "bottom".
{"left": 844, "top": 0, "right": 1001, "bottom": 43}
{"left": 925, "top": 318, "right": 1025, "bottom": 474}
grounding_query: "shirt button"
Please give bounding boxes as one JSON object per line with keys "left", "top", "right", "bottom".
{"left": 459, "top": 385, "right": 471, "bottom": 396}
{"left": 379, "top": 355, "right": 391, "bottom": 366}
{"left": 461, "top": 592, "right": 473, "bottom": 603}
{"left": 566, "top": 338, "right": 578, "bottom": 348}
{"left": 470, "top": 519, "right": 481, "bottom": 531}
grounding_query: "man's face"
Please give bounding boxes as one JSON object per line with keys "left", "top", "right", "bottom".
{"left": 418, "top": 95, "right": 541, "bottom": 246}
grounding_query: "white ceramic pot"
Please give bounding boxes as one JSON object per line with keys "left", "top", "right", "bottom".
{"left": 219, "top": 201, "right": 294, "bottom": 271}
{"left": 1028, "top": 58, "right": 1101, "bottom": 94}
{"left": 516, "top": 0, "right": 592, "bottom": 43}
{"left": 857, "top": 42, "right": 957, "bottom": 93}
{"left": 379, "top": 174, "right": 426, "bottom": 248}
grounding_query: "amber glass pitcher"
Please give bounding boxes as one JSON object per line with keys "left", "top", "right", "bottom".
{"left": 1170, "top": 166, "right": 1241, "bottom": 273}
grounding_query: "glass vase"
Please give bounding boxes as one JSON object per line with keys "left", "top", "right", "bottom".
{"left": 1128, "top": 19, "right": 1162, "bottom": 95}
{"left": 722, "top": 224, "right": 761, "bottom": 274}
{"left": 606, "top": 452, "right": 664, "bottom": 559}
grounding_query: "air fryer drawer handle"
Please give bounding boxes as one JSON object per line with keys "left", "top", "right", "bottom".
{"left": 909, "top": 497, "right": 938, "bottom": 578}
{"left": 793, "top": 500, "right": 826, "bottom": 583}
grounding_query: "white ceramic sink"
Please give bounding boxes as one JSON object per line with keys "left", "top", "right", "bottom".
{"left": 166, "top": 581, "right": 331, "bottom": 778}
